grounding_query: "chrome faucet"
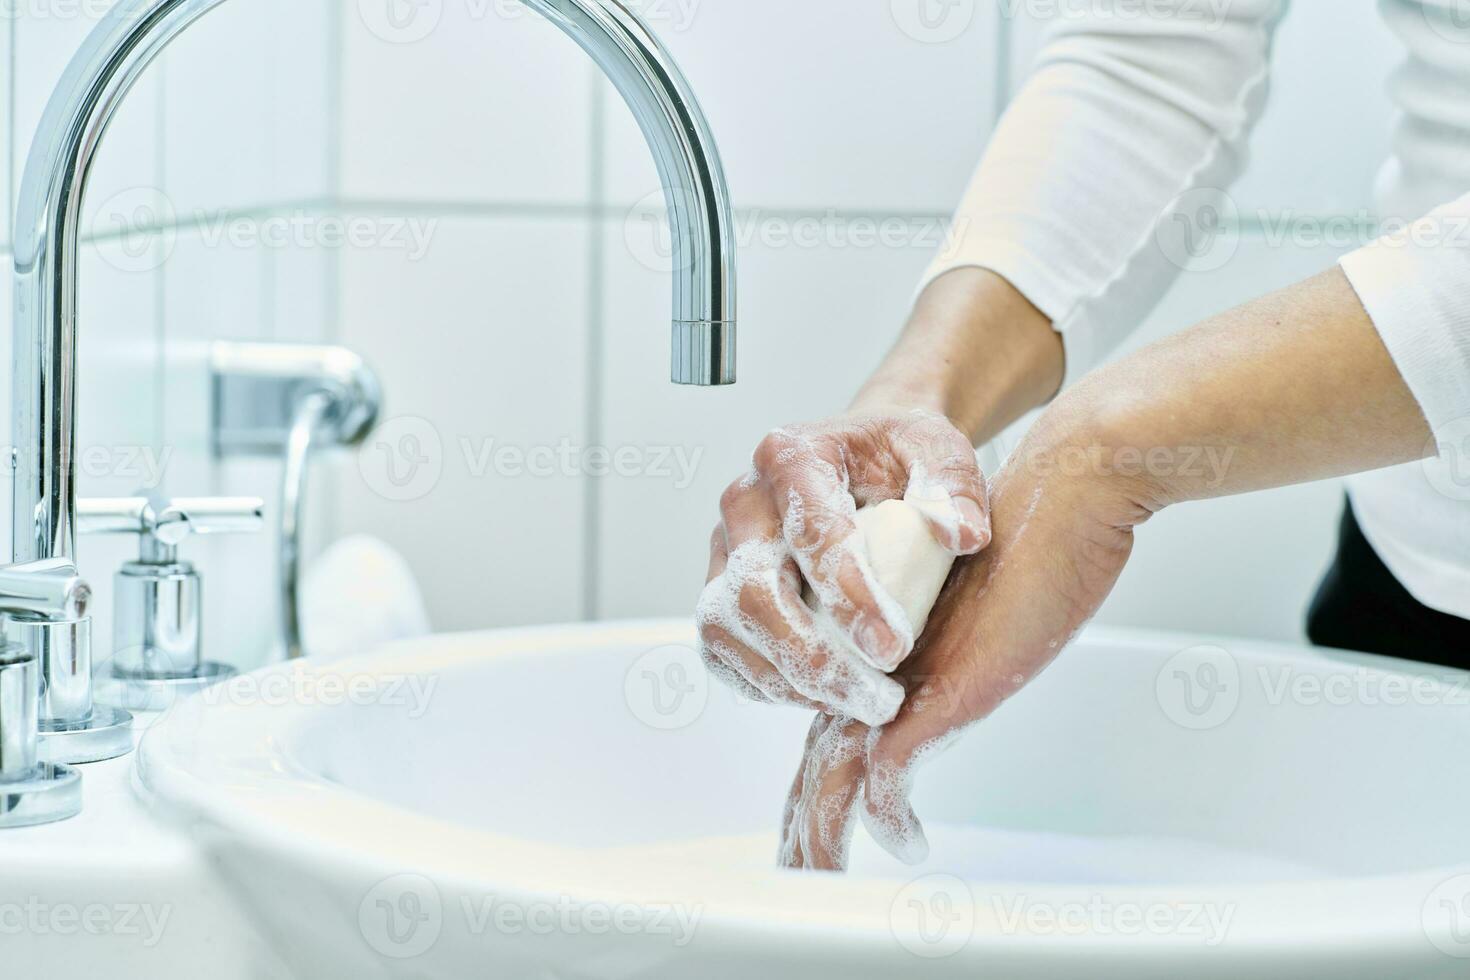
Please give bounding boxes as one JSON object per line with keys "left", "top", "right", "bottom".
{"left": 10, "top": 0, "right": 738, "bottom": 780}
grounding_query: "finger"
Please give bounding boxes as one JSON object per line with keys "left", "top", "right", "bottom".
{"left": 698, "top": 620, "right": 817, "bottom": 709}
{"left": 730, "top": 562, "right": 903, "bottom": 725}
{"left": 892, "top": 422, "right": 991, "bottom": 554}
{"left": 713, "top": 477, "right": 904, "bottom": 723}
{"left": 698, "top": 643, "right": 770, "bottom": 704}
{"left": 753, "top": 431, "right": 912, "bottom": 672}
{"left": 778, "top": 712, "right": 831, "bottom": 868}
{"left": 705, "top": 525, "right": 729, "bottom": 582}
{"left": 788, "top": 714, "right": 868, "bottom": 872}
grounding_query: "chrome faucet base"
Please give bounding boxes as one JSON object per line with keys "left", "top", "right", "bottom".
{"left": 37, "top": 704, "right": 134, "bottom": 765}
{"left": 0, "top": 762, "right": 82, "bottom": 829}
{"left": 99, "top": 660, "right": 235, "bottom": 713}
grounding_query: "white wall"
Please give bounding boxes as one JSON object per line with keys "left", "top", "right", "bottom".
{"left": 3, "top": 0, "right": 336, "bottom": 670}
{"left": 0, "top": 0, "right": 1406, "bottom": 663}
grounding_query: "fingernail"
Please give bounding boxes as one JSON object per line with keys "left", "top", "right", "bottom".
{"left": 954, "top": 497, "right": 990, "bottom": 550}
{"left": 851, "top": 610, "right": 909, "bottom": 673}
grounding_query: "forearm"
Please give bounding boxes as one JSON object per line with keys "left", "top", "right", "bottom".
{"left": 852, "top": 268, "right": 1064, "bottom": 445}
{"left": 1041, "top": 268, "right": 1435, "bottom": 512}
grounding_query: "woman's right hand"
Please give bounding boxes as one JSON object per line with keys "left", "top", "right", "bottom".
{"left": 695, "top": 411, "right": 991, "bottom": 727}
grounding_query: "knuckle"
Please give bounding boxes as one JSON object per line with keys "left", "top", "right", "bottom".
{"left": 752, "top": 429, "right": 798, "bottom": 475}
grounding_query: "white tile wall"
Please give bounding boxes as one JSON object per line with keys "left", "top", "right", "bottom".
{"left": 331, "top": 214, "right": 593, "bottom": 632}
{"left": 0, "top": 0, "right": 1408, "bottom": 664}
{"left": 11, "top": 1, "right": 164, "bottom": 238}
{"left": 2, "top": 16, "right": 12, "bottom": 251}
{"left": 595, "top": 213, "right": 943, "bottom": 617}
{"left": 74, "top": 234, "right": 165, "bottom": 670}
{"left": 338, "top": 1, "right": 597, "bottom": 205}
{"left": 602, "top": 0, "right": 1000, "bottom": 212}
{"left": 161, "top": 0, "right": 336, "bottom": 216}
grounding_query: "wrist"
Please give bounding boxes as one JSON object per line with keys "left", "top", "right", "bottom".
{"left": 853, "top": 268, "right": 1063, "bottom": 443}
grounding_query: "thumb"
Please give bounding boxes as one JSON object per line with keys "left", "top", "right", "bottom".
{"left": 858, "top": 687, "right": 967, "bottom": 866}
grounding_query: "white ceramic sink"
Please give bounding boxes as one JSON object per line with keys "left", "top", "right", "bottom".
{"left": 132, "top": 620, "right": 1470, "bottom": 978}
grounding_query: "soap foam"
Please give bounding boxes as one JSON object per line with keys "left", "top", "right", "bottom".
{"left": 695, "top": 537, "right": 905, "bottom": 727}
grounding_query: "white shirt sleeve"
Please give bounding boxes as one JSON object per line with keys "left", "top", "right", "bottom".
{"left": 923, "top": 0, "right": 1288, "bottom": 388}
{"left": 1339, "top": 194, "right": 1470, "bottom": 455}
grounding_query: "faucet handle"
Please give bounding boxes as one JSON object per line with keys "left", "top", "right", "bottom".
{"left": 78, "top": 496, "right": 264, "bottom": 560}
{"left": 0, "top": 560, "right": 90, "bottom": 623}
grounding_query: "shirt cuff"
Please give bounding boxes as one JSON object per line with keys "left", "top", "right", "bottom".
{"left": 917, "top": 242, "right": 1099, "bottom": 396}
{"left": 1338, "top": 197, "right": 1470, "bottom": 456}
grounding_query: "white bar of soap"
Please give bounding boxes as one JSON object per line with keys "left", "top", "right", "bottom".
{"left": 853, "top": 498, "right": 956, "bottom": 639}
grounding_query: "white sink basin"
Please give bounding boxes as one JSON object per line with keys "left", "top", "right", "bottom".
{"left": 134, "top": 620, "right": 1470, "bottom": 977}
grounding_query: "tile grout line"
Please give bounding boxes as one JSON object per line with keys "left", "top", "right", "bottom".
{"left": 325, "top": 0, "right": 345, "bottom": 348}
{"left": 7, "top": 17, "right": 14, "bottom": 249}
{"left": 994, "top": 7, "right": 1014, "bottom": 120}
{"left": 580, "top": 70, "right": 607, "bottom": 623}
{"left": 154, "top": 59, "right": 169, "bottom": 459}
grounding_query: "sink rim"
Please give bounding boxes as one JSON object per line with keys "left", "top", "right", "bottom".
{"left": 133, "top": 618, "right": 1470, "bottom": 954}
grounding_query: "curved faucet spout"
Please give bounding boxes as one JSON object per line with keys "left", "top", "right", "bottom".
{"left": 12, "top": 0, "right": 737, "bottom": 566}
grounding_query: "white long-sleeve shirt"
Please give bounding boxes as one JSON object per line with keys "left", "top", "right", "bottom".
{"left": 924, "top": 0, "right": 1470, "bottom": 619}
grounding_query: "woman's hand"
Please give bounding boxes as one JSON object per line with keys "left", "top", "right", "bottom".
{"left": 777, "top": 267, "right": 1436, "bottom": 871}
{"left": 695, "top": 411, "right": 992, "bottom": 727}
{"left": 777, "top": 409, "right": 1151, "bottom": 869}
